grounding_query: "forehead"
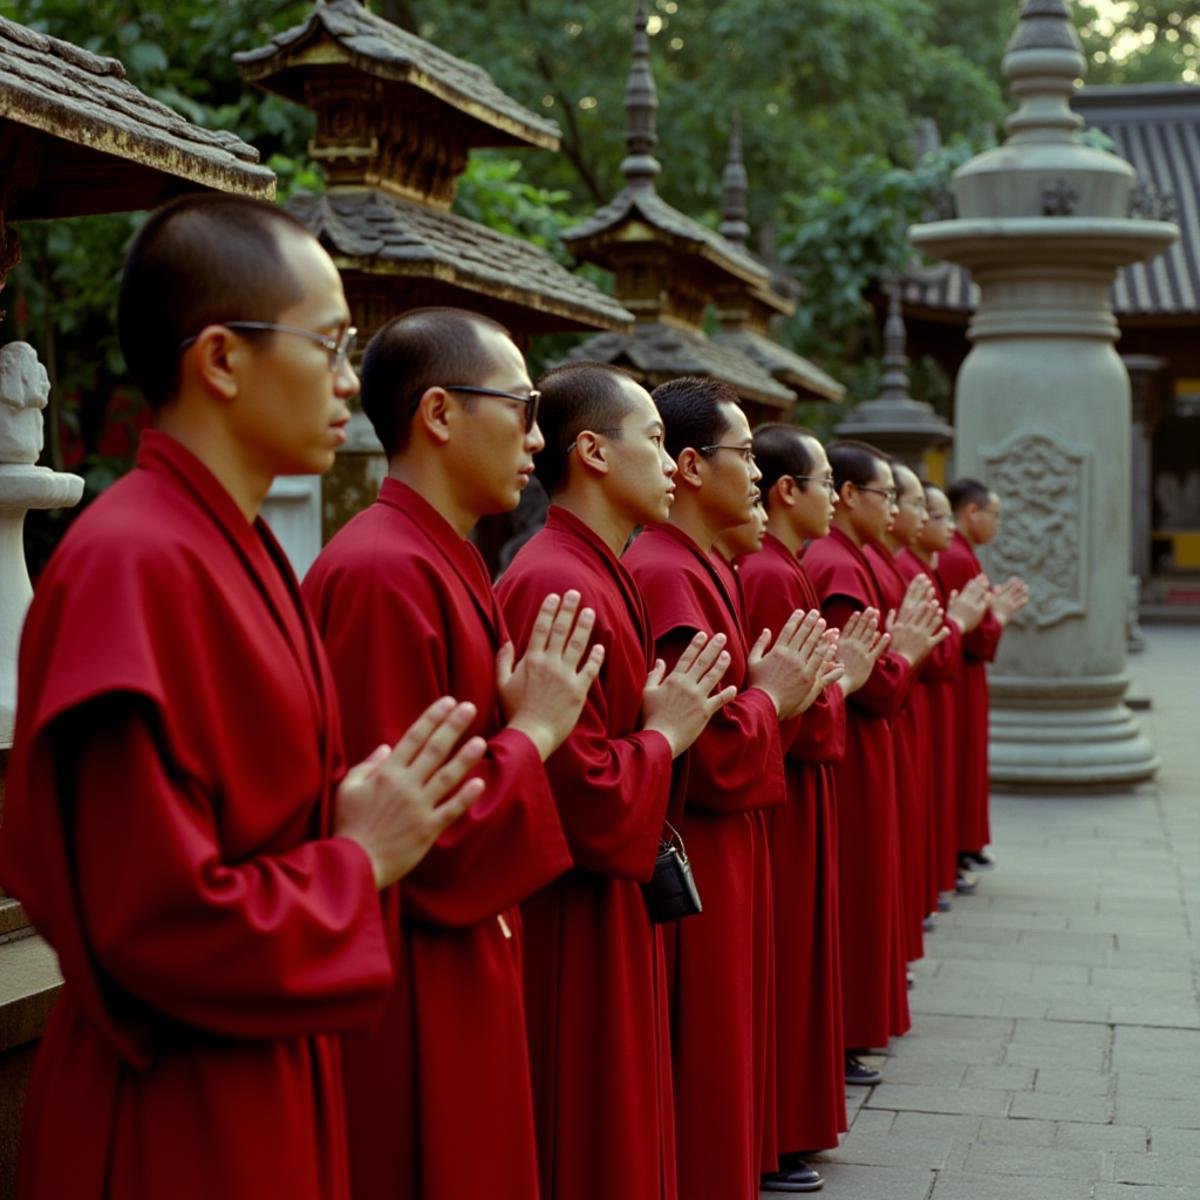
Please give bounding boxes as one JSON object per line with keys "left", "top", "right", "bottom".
{"left": 896, "top": 465, "right": 921, "bottom": 493}
{"left": 476, "top": 325, "right": 529, "bottom": 382}
{"left": 276, "top": 229, "right": 348, "bottom": 315}
{"left": 926, "top": 488, "right": 950, "bottom": 514}
{"left": 721, "top": 402, "right": 752, "bottom": 441}
{"left": 803, "top": 437, "right": 829, "bottom": 471}
{"left": 618, "top": 377, "right": 660, "bottom": 425}
{"left": 873, "top": 459, "right": 895, "bottom": 486}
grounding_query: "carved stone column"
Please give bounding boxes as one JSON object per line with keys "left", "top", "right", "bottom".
{"left": 1123, "top": 353, "right": 1165, "bottom": 653}
{"left": 0, "top": 343, "right": 83, "bottom": 747}
{"left": 910, "top": 0, "right": 1177, "bottom": 788}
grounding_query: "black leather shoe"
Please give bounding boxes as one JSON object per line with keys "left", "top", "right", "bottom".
{"left": 955, "top": 869, "right": 977, "bottom": 895}
{"left": 762, "top": 1161, "right": 824, "bottom": 1192}
{"left": 965, "top": 850, "right": 995, "bottom": 870}
{"left": 845, "top": 1052, "right": 882, "bottom": 1085}
{"left": 937, "top": 892, "right": 953, "bottom": 912}
{"left": 923, "top": 913, "right": 937, "bottom": 932}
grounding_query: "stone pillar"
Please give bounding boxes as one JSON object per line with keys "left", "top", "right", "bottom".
{"left": 910, "top": 0, "right": 1177, "bottom": 789}
{"left": 1123, "top": 354, "right": 1165, "bottom": 653}
{"left": 0, "top": 343, "right": 83, "bottom": 747}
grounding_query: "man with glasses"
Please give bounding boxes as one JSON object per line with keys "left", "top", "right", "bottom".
{"left": 0, "top": 195, "right": 493, "bottom": 1200}
{"left": 497, "top": 361, "right": 739, "bottom": 1200}
{"left": 803, "top": 440, "right": 946, "bottom": 1080}
{"left": 624, "top": 377, "right": 826, "bottom": 1200}
{"left": 740, "top": 424, "right": 888, "bottom": 1187}
{"left": 303, "top": 307, "right": 604, "bottom": 1200}
{"left": 941, "top": 479, "right": 1029, "bottom": 878}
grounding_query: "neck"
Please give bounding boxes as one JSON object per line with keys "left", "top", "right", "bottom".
{"left": 913, "top": 543, "right": 937, "bottom": 566}
{"left": 156, "top": 408, "right": 269, "bottom": 523}
{"left": 954, "top": 520, "right": 977, "bottom": 548}
{"left": 830, "top": 509, "right": 862, "bottom": 549}
{"left": 388, "top": 455, "right": 478, "bottom": 538}
{"left": 765, "top": 508, "right": 804, "bottom": 556}
{"left": 667, "top": 491, "right": 726, "bottom": 555}
{"left": 553, "top": 485, "right": 636, "bottom": 558}
{"left": 882, "top": 531, "right": 903, "bottom": 555}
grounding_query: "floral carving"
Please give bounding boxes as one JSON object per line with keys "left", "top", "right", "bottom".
{"left": 980, "top": 429, "right": 1089, "bottom": 628}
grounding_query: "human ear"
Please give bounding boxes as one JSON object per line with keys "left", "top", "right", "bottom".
{"left": 186, "top": 327, "right": 242, "bottom": 403}
{"left": 675, "top": 446, "right": 705, "bottom": 489}
{"left": 416, "top": 386, "right": 452, "bottom": 445}
{"left": 573, "top": 430, "right": 610, "bottom": 475}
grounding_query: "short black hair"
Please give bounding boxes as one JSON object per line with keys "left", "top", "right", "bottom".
{"left": 752, "top": 422, "right": 819, "bottom": 500}
{"left": 360, "top": 307, "right": 512, "bottom": 458}
{"left": 650, "top": 376, "right": 737, "bottom": 462}
{"left": 118, "top": 193, "right": 312, "bottom": 410}
{"left": 947, "top": 476, "right": 992, "bottom": 513}
{"left": 890, "top": 458, "right": 922, "bottom": 499}
{"left": 827, "top": 439, "right": 888, "bottom": 493}
{"left": 534, "top": 362, "right": 641, "bottom": 495}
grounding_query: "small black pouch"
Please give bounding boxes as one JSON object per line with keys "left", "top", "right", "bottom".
{"left": 641, "top": 822, "right": 703, "bottom": 924}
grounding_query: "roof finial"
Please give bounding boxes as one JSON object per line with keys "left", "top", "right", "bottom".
{"left": 1003, "top": 0, "right": 1086, "bottom": 143}
{"left": 620, "top": 0, "right": 662, "bottom": 189}
{"left": 877, "top": 281, "right": 913, "bottom": 403}
{"left": 719, "top": 110, "right": 750, "bottom": 246}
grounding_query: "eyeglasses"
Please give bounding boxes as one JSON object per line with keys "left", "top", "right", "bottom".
{"left": 792, "top": 474, "right": 837, "bottom": 497}
{"left": 857, "top": 484, "right": 898, "bottom": 504}
{"left": 699, "top": 443, "right": 756, "bottom": 464}
{"left": 180, "top": 321, "right": 358, "bottom": 372}
{"left": 444, "top": 385, "right": 542, "bottom": 434}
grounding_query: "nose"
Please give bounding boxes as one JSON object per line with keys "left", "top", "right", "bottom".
{"left": 664, "top": 451, "right": 677, "bottom": 478}
{"left": 527, "top": 420, "right": 546, "bottom": 454}
{"left": 750, "top": 460, "right": 763, "bottom": 484}
{"left": 334, "top": 356, "right": 360, "bottom": 399}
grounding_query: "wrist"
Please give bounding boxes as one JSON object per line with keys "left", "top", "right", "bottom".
{"left": 508, "top": 716, "right": 558, "bottom": 762}
{"left": 747, "top": 682, "right": 782, "bottom": 717}
{"left": 643, "top": 720, "right": 682, "bottom": 759}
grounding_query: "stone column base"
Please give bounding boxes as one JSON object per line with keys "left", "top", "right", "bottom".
{"left": 988, "top": 672, "right": 1159, "bottom": 790}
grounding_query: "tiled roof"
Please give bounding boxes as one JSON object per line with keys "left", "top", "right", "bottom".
{"left": 0, "top": 14, "right": 273, "bottom": 217}
{"left": 901, "top": 84, "right": 1200, "bottom": 319}
{"left": 289, "top": 189, "right": 632, "bottom": 332}
{"left": 234, "top": 0, "right": 559, "bottom": 151}
{"left": 563, "top": 185, "right": 772, "bottom": 287}
{"left": 711, "top": 327, "right": 845, "bottom": 403}
{"left": 563, "top": 321, "right": 796, "bottom": 409}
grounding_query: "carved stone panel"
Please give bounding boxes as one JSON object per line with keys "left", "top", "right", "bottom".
{"left": 979, "top": 428, "right": 1090, "bottom": 628}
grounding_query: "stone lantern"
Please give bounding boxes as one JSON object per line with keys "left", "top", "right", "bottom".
{"left": 909, "top": 0, "right": 1178, "bottom": 788}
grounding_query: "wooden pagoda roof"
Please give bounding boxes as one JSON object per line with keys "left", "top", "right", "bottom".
{"left": 710, "top": 327, "right": 845, "bottom": 403}
{"left": 0, "top": 14, "right": 273, "bottom": 220}
{"left": 290, "top": 189, "right": 633, "bottom": 332}
{"left": 234, "top": 0, "right": 560, "bottom": 152}
{"left": 564, "top": 321, "right": 796, "bottom": 410}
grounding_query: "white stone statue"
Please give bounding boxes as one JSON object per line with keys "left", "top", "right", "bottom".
{"left": 0, "top": 341, "right": 83, "bottom": 747}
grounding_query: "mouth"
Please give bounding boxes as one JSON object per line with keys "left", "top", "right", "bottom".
{"left": 330, "top": 417, "right": 350, "bottom": 446}
{"left": 517, "top": 467, "right": 534, "bottom": 488}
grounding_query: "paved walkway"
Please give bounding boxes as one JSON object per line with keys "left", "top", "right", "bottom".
{"left": 811, "top": 624, "right": 1200, "bottom": 1199}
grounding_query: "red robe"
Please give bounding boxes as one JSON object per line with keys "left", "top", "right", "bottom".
{"left": 0, "top": 431, "right": 392, "bottom": 1200}
{"left": 936, "top": 532, "right": 1003, "bottom": 855}
{"left": 865, "top": 544, "right": 928, "bottom": 963}
{"left": 624, "top": 524, "right": 785, "bottom": 1200}
{"left": 803, "top": 527, "right": 911, "bottom": 1048}
{"left": 303, "top": 478, "right": 572, "bottom": 1200}
{"left": 896, "top": 549, "right": 963, "bottom": 898}
{"left": 737, "top": 533, "right": 848, "bottom": 1154}
{"left": 495, "top": 506, "right": 677, "bottom": 1200}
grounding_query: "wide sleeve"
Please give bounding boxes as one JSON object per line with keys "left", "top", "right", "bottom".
{"left": 66, "top": 699, "right": 392, "bottom": 1041}
{"left": 306, "top": 556, "right": 571, "bottom": 929}
{"left": 922, "top": 619, "right": 963, "bottom": 682}
{"left": 656, "top": 629, "right": 785, "bottom": 815}
{"left": 499, "top": 573, "right": 672, "bottom": 882}
{"left": 821, "top": 594, "right": 912, "bottom": 719}
{"left": 963, "top": 610, "right": 1003, "bottom": 662}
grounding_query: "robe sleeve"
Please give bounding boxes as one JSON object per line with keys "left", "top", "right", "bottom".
{"left": 963, "top": 610, "right": 1003, "bottom": 662}
{"left": 66, "top": 699, "right": 391, "bottom": 1041}
{"left": 656, "top": 629, "right": 785, "bottom": 814}
{"left": 499, "top": 575, "right": 672, "bottom": 882}
{"left": 922, "top": 620, "right": 963, "bottom": 682}
{"left": 821, "top": 594, "right": 912, "bottom": 719}
{"left": 308, "top": 557, "right": 571, "bottom": 930}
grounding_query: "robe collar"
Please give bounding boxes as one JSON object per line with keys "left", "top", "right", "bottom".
{"left": 646, "top": 521, "right": 746, "bottom": 650}
{"left": 828, "top": 524, "right": 889, "bottom": 611}
{"left": 135, "top": 431, "right": 330, "bottom": 747}
{"left": 376, "top": 476, "right": 502, "bottom": 646}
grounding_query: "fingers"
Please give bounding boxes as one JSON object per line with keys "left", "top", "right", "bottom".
{"left": 342, "top": 743, "right": 393, "bottom": 790}
{"left": 673, "top": 630, "right": 709, "bottom": 675}
{"left": 748, "top": 627, "right": 772, "bottom": 664}
{"left": 874, "top": 630, "right": 892, "bottom": 658}
{"left": 775, "top": 608, "right": 807, "bottom": 649}
{"left": 697, "top": 647, "right": 732, "bottom": 694}
{"left": 399, "top": 700, "right": 478, "bottom": 780}
{"left": 427, "top": 764, "right": 488, "bottom": 835}
{"left": 686, "top": 632, "right": 728, "bottom": 679}
{"left": 495, "top": 640, "right": 515, "bottom": 686}
{"left": 526, "top": 593, "right": 561, "bottom": 654}
{"left": 704, "top": 684, "right": 739, "bottom": 717}
{"left": 792, "top": 609, "right": 826, "bottom": 659}
{"left": 545, "top": 590, "right": 583, "bottom": 656}
{"left": 561, "top": 604, "right": 597, "bottom": 670}
{"left": 929, "top": 624, "right": 951, "bottom": 647}
{"left": 644, "top": 658, "right": 667, "bottom": 690}
{"left": 390, "top": 696, "right": 459, "bottom": 767}
{"left": 576, "top": 642, "right": 605, "bottom": 687}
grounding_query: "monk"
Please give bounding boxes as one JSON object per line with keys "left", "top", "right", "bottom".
{"left": 742, "top": 424, "right": 888, "bottom": 1185}
{"left": 902, "top": 484, "right": 987, "bottom": 904}
{"left": 625, "top": 377, "right": 828, "bottom": 1200}
{"left": 496, "top": 362, "right": 736, "bottom": 1200}
{"left": 803, "top": 440, "right": 945, "bottom": 1074}
{"left": 940, "top": 479, "right": 1029, "bottom": 876}
{"left": 0, "top": 195, "right": 490, "bottom": 1200}
{"left": 303, "top": 308, "right": 605, "bottom": 1200}
{"left": 888, "top": 465, "right": 989, "bottom": 929}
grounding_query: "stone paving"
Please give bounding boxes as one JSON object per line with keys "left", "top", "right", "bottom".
{"left": 803, "top": 625, "right": 1200, "bottom": 1199}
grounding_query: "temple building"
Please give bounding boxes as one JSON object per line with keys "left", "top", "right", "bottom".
{"left": 235, "top": 0, "right": 633, "bottom": 556}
